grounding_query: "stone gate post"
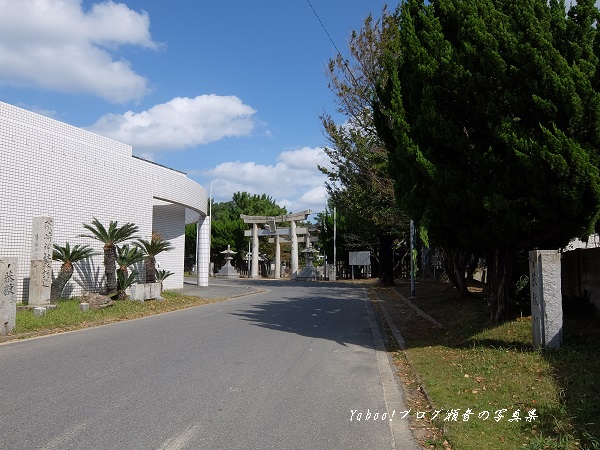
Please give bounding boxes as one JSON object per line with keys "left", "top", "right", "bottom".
{"left": 529, "top": 250, "right": 562, "bottom": 349}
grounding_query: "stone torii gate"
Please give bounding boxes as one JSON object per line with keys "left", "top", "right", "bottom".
{"left": 241, "top": 210, "right": 311, "bottom": 278}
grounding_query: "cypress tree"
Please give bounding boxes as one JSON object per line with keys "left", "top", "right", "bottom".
{"left": 374, "top": 0, "right": 600, "bottom": 322}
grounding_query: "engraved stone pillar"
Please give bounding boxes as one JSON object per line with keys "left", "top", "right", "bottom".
{"left": 290, "top": 220, "right": 298, "bottom": 279}
{"left": 529, "top": 250, "right": 563, "bottom": 349}
{"left": 274, "top": 234, "right": 281, "bottom": 279}
{"left": 29, "top": 217, "right": 54, "bottom": 305}
{"left": 0, "top": 258, "right": 18, "bottom": 335}
{"left": 251, "top": 223, "right": 259, "bottom": 278}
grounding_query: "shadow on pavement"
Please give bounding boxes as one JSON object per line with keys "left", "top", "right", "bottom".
{"left": 230, "top": 282, "right": 378, "bottom": 350}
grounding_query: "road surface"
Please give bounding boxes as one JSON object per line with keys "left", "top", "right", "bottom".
{"left": 0, "top": 280, "right": 419, "bottom": 449}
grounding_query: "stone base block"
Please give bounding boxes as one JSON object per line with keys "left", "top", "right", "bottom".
{"left": 296, "top": 265, "right": 319, "bottom": 282}
{"left": 33, "top": 307, "right": 46, "bottom": 317}
{"left": 216, "top": 263, "right": 240, "bottom": 278}
{"left": 18, "top": 304, "right": 57, "bottom": 311}
{"left": 129, "top": 283, "right": 164, "bottom": 302}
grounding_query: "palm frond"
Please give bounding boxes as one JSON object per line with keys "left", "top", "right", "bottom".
{"left": 52, "top": 242, "right": 97, "bottom": 263}
{"left": 155, "top": 269, "right": 174, "bottom": 283}
{"left": 80, "top": 217, "right": 110, "bottom": 242}
{"left": 80, "top": 217, "right": 139, "bottom": 245}
{"left": 112, "top": 222, "right": 140, "bottom": 244}
{"left": 116, "top": 244, "right": 145, "bottom": 268}
{"left": 135, "top": 237, "right": 174, "bottom": 257}
{"left": 117, "top": 269, "right": 138, "bottom": 291}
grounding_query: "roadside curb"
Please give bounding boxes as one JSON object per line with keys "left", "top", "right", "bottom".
{"left": 391, "top": 288, "right": 445, "bottom": 329}
{"left": 369, "top": 287, "right": 437, "bottom": 422}
{"left": 365, "top": 288, "right": 423, "bottom": 450}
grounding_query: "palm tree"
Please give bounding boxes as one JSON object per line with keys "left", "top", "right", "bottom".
{"left": 51, "top": 243, "right": 96, "bottom": 302}
{"left": 155, "top": 269, "right": 174, "bottom": 291}
{"left": 116, "top": 244, "right": 145, "bottom": 277}
{"left": 116, "top": 269, "right": 138, "bottom": 300}
{"left": 115, "top": 244, "right": 145, "bottom": 299}
{"left": 135, "top": 234, "right": 174, "bottom": 283}
{"left": 80, "top": 218, "right": 139, "bottom": 295}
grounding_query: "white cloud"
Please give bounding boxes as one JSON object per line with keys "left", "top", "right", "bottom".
{"left": 0, "top": 0, "right": 156, "bottom": 102}
{"left": 200, "top": 147, "right": 330, "bottom": 214}
{"left": 87, "top": 95, "right": 257, "bottom": 151}
{"left": 278, "top": 147, "right": 332, "bottom": 171}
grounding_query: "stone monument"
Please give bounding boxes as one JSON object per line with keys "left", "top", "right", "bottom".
{"left": 529, "top": 249, "right": 563, "bottom": 349}
{"left": 28, "top": 216, "right": 54, "bottom": 305}
{"left": 216, "top": 245, "right": 240, "bottom": 278}
{"left": 0, "top": 258, "right": 18, "bottom": 335}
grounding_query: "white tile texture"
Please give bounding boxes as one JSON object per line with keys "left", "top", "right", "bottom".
{"left": 0, "top": 101, "right": 208, "bottom": 303}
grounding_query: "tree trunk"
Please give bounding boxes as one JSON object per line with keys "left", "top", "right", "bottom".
{"left": 442, "top": 251, "right": 461, "bottom": 291}
{"left": 378, "top": 233, "right": 395, "bottom": 286}
{"left": 466, "top": 255, "right": 479, "bottom": 281}
{"left": 442, "top": 249, "right": 469, "bottom": 297}
{"left": 145, "top": 257, "right": 156, "bottom": 283}
{"left": 103, "top": 245, "right": 117, "bottom": 294}
{"left": 50, "top": 263, "right": 73, "bottom": 302}
{"left": 117, "top": 266, "right": 129, "bottom": 300}
{"left": 487, "top": 247, "right": 515, "bottom": 324}
{"left": 452, "top": 251, "right": 470, "bottom": 297}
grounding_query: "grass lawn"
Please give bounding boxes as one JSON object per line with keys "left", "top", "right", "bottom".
{"left": 6, "top": 290, "right": 228, "bottom": 341}
{"left": 372, "top": 281, "right": 600, "bottom": 450}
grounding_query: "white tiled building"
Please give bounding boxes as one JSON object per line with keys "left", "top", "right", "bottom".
{"left": 0, "top": 101, "right": 210, "bottom": 303}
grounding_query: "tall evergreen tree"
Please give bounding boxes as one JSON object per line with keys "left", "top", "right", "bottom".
{"left": 374, "top": 0, "right": 600, "bottom": 322}
{"left": 320, "top": 9, "right": 408, "bottom": 285}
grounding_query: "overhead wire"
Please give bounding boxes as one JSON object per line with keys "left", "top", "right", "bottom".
{"left": 304, "top": 0, "right": 362, "bottom": 90}
{"left": 305, "top": 0, "right": 345, "bottom": 58}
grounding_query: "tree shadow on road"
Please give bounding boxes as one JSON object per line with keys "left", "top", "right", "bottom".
{"left": 231, "top": 282, "right": 379, "bottom": 349}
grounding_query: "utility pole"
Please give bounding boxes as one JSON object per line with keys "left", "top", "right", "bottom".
{"left": 333, "top": 207, "right": 337, "bottom": 281}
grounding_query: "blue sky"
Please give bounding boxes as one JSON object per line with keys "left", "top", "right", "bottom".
{"left": 0, "top": 0, "right": 391, "bottom": 215}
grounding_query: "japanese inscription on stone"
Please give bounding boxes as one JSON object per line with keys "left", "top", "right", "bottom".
{"left": 29, "top": 216, "right": 54, "bottom": 305}
{"left": 0, "top": 258, "right": 18, "bottom": 335}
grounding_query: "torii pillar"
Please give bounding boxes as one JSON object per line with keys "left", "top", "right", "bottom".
{"left": 251, "top": 223, "right": 259, "bottom": 278}
{"left": 274, "top": 234, "right": 281, "bottom": 278}
{"left": 290, "top": 220, "right": 298, "bottom": 279}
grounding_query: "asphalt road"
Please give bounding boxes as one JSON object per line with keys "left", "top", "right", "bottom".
{"left": 0, "top": 281, "right": 419, "bottom": 450}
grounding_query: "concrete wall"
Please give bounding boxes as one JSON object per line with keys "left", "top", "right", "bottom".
{"left": 0, "top": 101, "right": 207, "bottom": 302}
{"left": 562, "top": 247, "right": 600, "bottom": 313}
{"left": 152, "top": 201, "right": 186, "bottom": 288}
